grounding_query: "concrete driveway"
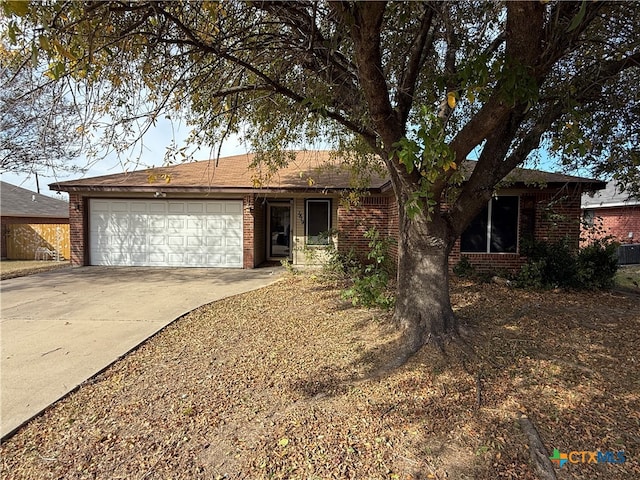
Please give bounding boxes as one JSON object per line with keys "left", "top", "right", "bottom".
{"left": 0, "top": 266, "right": 281, "bottom": 439}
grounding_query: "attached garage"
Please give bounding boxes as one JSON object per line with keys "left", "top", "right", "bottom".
{"left": 89, "top": 199, "right": 243, "bottom": 267}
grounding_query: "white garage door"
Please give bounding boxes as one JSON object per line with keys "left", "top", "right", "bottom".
{"left": 89, "top": 199, "right": 243, "bottom": 267}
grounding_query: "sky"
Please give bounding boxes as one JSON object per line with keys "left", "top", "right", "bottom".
{"left": 0, "top": 118, "right": 248, "bottom": 199}
{"left": 0, "top": 115, "right": 596, "bottom": 201}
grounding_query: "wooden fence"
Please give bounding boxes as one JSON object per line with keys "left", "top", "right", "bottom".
{"left": 4, "top": 224, "right": 70, "bottom": 261}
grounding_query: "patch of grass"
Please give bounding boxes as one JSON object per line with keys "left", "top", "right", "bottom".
{"left": 615, "top": 264, "right": 640, "bottom": 291}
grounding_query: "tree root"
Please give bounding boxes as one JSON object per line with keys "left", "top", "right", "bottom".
{"left": 517, "top": 413, "right": 557, "bottom": 480}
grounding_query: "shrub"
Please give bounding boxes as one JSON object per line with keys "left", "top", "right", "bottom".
{"left": 575, "top": 238, "right": 619, "bottom": 289}
{"left": 453, "top": 256, "right": 475, "bottom": 278}
{"left": 340, "top": 227, "right": 396, "bottom": 310}
{"left": 322, "top": 234, "right": 360, "bottom": 280}
{"left": 516, "top": 237, "right": 618, "bottom": 290}
{"left": 517, "top": 237, "right": 577, "bottom": 289}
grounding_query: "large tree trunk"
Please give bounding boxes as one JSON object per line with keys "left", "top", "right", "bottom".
{"left": 393, "top": 208, "right": 458, "bottom": 356}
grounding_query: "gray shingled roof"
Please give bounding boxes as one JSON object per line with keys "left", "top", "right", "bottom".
{"left": 1, "top": 181, "right": 69, "bottom": 218}
{"left": 581, "top": 181, "right": 640, "bottom": 208}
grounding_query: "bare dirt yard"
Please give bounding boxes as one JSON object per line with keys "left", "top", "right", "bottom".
{"left": 1, "top": 274, "right": 638, "bottom": 479}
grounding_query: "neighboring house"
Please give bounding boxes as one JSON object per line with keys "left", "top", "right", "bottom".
{"left": 49, "top": 151, "right": 605, "bottom": 272}
{"left": 581, "top": 181, "right": 640, "bottom": 264}
{"left": 1, "top": 181, "right": 70, "bottom": 260}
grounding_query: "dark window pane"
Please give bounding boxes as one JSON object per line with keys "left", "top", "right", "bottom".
{"left": 307, "top": 200, "right": 330, "bottom": 244}
{"left": 269, "top": 205, "right": 290, "bottom": 257}
{"left": 461, "top": 205, "right": 488, "bottom": 252}
{"left": 490, "top": 196, "right": 519, "bottom": 252}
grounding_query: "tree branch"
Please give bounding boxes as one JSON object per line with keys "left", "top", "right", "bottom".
{"left": 395, "top": 4, "right": 436, "bottom": 125}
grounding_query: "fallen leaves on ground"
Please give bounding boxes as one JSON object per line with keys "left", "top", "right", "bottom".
{"left": 1, "top": 275, "right": 638, "bottom": 479}
{"left": 0, "top": 261, "right": 70, "bottom": 280}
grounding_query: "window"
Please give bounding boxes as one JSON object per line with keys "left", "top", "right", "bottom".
{"left": 461, "top": 196, "right": 519, "bottom": 253}
{"left": 306, "top": 199, "right": 331, "bottom": 245}
{"left": 583, "top": 209, "right": 595, "bottom": 227}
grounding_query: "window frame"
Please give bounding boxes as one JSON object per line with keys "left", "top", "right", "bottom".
{"left": 583, "top": 209, "right": 595, "bottom": 228}
{"left": 305, "top": 198, "right": 332, "bottom": 246}
{"left": 460, "top": 195, "right": 520, "bottom": 254}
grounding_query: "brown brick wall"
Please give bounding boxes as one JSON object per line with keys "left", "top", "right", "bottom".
{"left": 68, "top": 194, "right": 87, "bottom": 266}
{"left": 243, "top": 195, "right": 255, "bottom": 268}
{"left": 387, "top": 196, "right": 399, "bottom": 263}
{"left": 337, "top": 196, "right": 395, "bottom": 262}
{"left": 582, "top": 205, "right": 640, "bottom": 245}
{"left": 532, "top": 189, "right": 582, "bottom": 246}
{"left": 448, "top": 188, "right": 584, "bottom": 273}
{"left": 252, "top": 197, "right": 266, "bottom": 267}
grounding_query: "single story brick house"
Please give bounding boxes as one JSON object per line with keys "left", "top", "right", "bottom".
{"left": 582, "top": 181, "right": 640, "bottom": 244}
{"left": 582, "top": 181, "right": 640, "bottom": 264}
{"left": 49, "top": 151, "right": 605, "bottom": 272}
{"left": 1, "top": 181, "right": 70, "bottom": 260}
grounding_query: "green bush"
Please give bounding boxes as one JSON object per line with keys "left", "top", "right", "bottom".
{"left": 453, "top": 256, "right": 475, "bottom": 278}
{"left": 575, "top": 238, "right": 619, "bottom": 289}
{"left": 322, "top": 242, "right": 360, "bottom": 279}
{"left": 517, "top": 237, "right": 577, "bottom": 288}
{"left": 339, "top": 227, "right": 396, "bottom": 310}
{"left": 516, "top": 237, "right": 618, "bottom": 290}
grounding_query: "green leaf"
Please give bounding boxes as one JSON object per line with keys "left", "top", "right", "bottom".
{"left": 567, "top": 0, "right": 587, "bottom": 33}
{"left": 277, "top": 437, "right": 289, "bottom": 447}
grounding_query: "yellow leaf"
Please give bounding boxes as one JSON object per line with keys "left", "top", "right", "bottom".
{"left": 278, "top": 438, "right": 289, "bottom": 447}
{"left": 307, "top": 177, "right": 315, "bottom": 186}
{"left": 447, "top": 92, "right": 456, "bottom": 109}
{"left": 53, "top": 39, "right": 76, "bottom": 61}
{"left": 6, "top": 1, "right": 30, "bottom": 16}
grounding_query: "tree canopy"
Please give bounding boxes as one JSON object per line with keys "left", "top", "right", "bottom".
{"left": 4, "top": 1, "right": 638, "bottom": 190}
{"left": 3, "top": 0, "right": 639, "bottom": 352}
{"left": 0, "top": 44, "right": 84, "bottom": 176}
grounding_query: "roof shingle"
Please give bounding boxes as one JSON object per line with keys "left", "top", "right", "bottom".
{"left": 1, "top": 181, "right": 69, "bottom": 218}
{"left": 49, "top": 150, "right": 605, "bottom": 193}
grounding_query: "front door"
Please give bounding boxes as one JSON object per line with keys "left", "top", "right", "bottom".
{"left": 267, "top": 202, "right": 292, "bottom": 260}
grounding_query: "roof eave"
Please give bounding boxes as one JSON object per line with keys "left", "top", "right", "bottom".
{"left": 49, "top": 185, "right": 389, "bottom": 195}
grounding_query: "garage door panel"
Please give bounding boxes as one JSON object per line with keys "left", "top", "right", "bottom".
{"left": 187, "top": 236, "right": 203, "bottom": 247}
{"left": 89, "top": 199, "right": 243, "bottom": 267}
{"left": 187, "top": 203, "right": 204, "bottom": 214}
{"left": 149, "top": 236, "right": 165, "bottom": 246}
{"left": 207, "top": 236, "right": 223, "bottom": 247}
{"left": 168, "top": 218, "right": 185, "bottom": 230}
{"left": 148, "top": 203, "right": 166, "bottom": 213}
{"left": 130, "top": 214, "right": 148, "bottom": 229}
{"left": 225, "top": 217, "right": 242, "bottom": 229}
{"left": 130, "top": 203, "right": 148, "bottom": 213}
{"left": 168, "top": 203, "right": 185, "bottom": 213}
{"left": 167, "top": 236, "right": 184, "bottom": 246}
{"left": 224, "top": 203, "right": 242, "bottom": 214}
{"left": 110, "top": 202, "right": 130, "bottom": 212}
{"left": 225, "top": 254, "right": 242, "bottom": 265}
{"left": 205, "top": 203, "right": 223, "bottom": 214}
{"left": 187, "top": 218, "right": 204, "bottom": 229}
{"left": 226, "top": 237, "right": 241, "bottom": 247}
